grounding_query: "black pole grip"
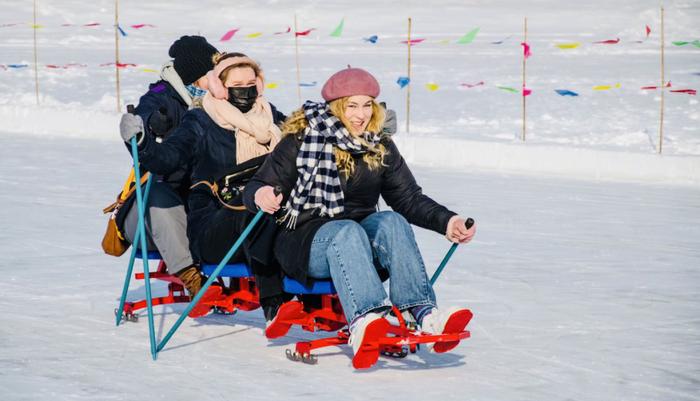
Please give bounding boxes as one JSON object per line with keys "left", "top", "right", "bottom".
{"left": 127, "top": 104, "right": 135, "bottom": 114}
{"left": 273, "top": 186, "right": 282, "bottom": 196}
{"left": 465, "top": 218, "right": 475, "bottom": 229}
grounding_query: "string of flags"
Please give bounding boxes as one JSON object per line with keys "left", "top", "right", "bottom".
{"left": 6, "top": 18, "right": 699, "bottom": 50}
{"left": 0, "top": 61, "right": 695, "bottom": 95}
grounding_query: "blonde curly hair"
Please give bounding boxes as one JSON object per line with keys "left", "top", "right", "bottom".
{"left": 281, "top": 98, "right": 388, "bottom": 175}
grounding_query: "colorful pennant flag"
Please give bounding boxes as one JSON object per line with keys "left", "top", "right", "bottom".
{"left": 397, "top": 76, "right": 410, "bottom": 88}
{"left": 274, "top": 27, "right": 291, "bottom": 35}
{"left": 299, "top": 81, "right": 317, "bottom": 87}
{"left": 330, "top": 18, "right": 344, "bottom": 37}
{"left": 456, "top": 28, "right": 479, "bottom": 44}
{"left": 131, "top": 24, "right": 155, "bottom": 29}
{"left": 295, "top": 28, "right": 316, "bottom": 36}
{"left": 497, "top": 86, "right": 518, "bottom": 93}
{"left": 521, "top": 42, "right": 531, "bottom": 59}
{"left": 555, "top": 89, "right": 579, "bottom": 96}
{"left": 401, "top": 38, "right": 425, "bottom": 46}
{"left": 556, "top": 42, "right": 580, "bottom": 49}
{"left": 363, "top": 35, "right": 378, "bottom": 44}
{"left": 30, "top": 24, "right": 44, "bottom": 29}
{"left": 641, "top": 82, "right": 671, "bottom": 90}
{"left": 266, "top": 82, "right": 279, "bottom": 89}
{"left": 646, "top": 25, "right": 651, "bottom": 38}
{"left": 220, "top": 28, "right": 240, "bottom": 41}
{"left": 460, "top": 81, "right": 484, "bottom": 88}
{"left": 492, "top": 35, "right": 511, "bottom": 45}
{"left": 593, "top": 83, "right": 621, "bottom": 91}
{"left": 8, "top": 64, "right": 29, "bottom": 68}
{"left": 670, "top": 89, "right": 697, "bottom": 95}
{"left": 523, "top": 87, "right": 532, "bottom": 97}
{"left": 671, "top": 40, "right": 699, "bottom": 47}
{"left": 100, "top": 62, "right": 138, "bottom": 68}
{"left": 246, "top": 32, "right": 263, "bottom": 39}
{"left": 594, "top": 38, "right": 620, "bottom": 44}
{"left": 61, "top": 23, "right": 75, "bottom": 27}
{"left": 118, "top": 25, "right": 127, "bottom": 37}
{"left": 141, "top": 68, "right": 158, "bottom": 73}
{"left": 425, "top": 83, "right": 439, "bottom": 91}
{"left": 83, "top": 22, "right": 100, "bottom": 27}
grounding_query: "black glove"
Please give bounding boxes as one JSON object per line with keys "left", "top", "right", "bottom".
{"left": 148, "top": 107, "right": 175, "bottom": 137}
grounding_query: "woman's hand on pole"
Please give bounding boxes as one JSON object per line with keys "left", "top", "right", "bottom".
{"left": 255, "top": 185, "right": 283, "bottom": 214}
{"left": 446, "top": 216, "right": 476, "bottom": 244}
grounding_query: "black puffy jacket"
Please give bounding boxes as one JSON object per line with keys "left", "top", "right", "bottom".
{"left": 243, "top": 132, "right": 456, "bottom": 284}
{"left": 137, "top": 106, "right": 286, "bottom": 260}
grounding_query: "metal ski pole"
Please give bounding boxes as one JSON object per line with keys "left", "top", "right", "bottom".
{"left": 156, "top": 209, "right": 266, "bottom": 354}
{"left": 115, "top": 172, "right": 153, "bottom": 326}
{"left": 430, "top": 218, "right": 475, "bottom": 285}
{"left": 115, "top": 104, "right": 158, "bottom": 359}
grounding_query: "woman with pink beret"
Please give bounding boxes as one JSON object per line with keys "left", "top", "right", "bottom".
{"left": 244, "top": 67, "right": 477, "bottom": 367}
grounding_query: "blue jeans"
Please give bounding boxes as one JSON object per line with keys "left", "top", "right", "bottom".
{"left": 307, "top": 211, "right": 436, "bottom": 323}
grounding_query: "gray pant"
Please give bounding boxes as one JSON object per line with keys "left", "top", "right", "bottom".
{"left": 123, "top": 182, "right": 193, "bottom": 274}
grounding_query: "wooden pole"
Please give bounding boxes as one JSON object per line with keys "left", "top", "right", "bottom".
{"left": 522, "top": 17, "right": 527, "bottom": 142}
{"left": 32, "top": 0, "right": 39, "bottom": 105}
{"left": 114, "top": 0, "right": 122, "bottom": 113}
{"left": 294, "top": 14, "right": 302, "bottom": 107}
{"left": 658, "top": 6, "right": 665, "bottom": 154}
{"left": 406, "top": 17, "right": 412, "bottom": 134}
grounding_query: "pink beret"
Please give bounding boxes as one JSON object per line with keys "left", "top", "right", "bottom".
{"left": 321, "top": 67, "right": 380, "bottom": 102}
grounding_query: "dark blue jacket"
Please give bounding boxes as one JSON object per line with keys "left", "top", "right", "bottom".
{"left": 137, "top": 105, "right": 286, "bottom": 259}
{"left": 116, "top": 80, "right": 192, "bottom": 232}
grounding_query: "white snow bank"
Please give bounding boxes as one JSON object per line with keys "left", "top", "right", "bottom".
{"left": 394, "top": 135, "right": 700, "bottom": 186}
{"left": 1, "top": 102, "right": 698, "bottom": 186}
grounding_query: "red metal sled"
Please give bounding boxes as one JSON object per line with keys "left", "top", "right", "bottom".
{"left": 119, "top": 261, "right": 261, "bottom": 321}
{"left": 266, "top": 285, "right": 473, "bottom": 369}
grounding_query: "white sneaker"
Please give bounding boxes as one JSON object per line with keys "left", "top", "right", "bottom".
{"left": 348, "top": 312, "right": 384, "bottom": 356}
{"left": 420, "top": 306, "right": 471, "bottom": 352}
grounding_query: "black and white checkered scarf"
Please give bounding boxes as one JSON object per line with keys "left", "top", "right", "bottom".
{"left": 283, "top": 101, "right": 381, "bottom": 229}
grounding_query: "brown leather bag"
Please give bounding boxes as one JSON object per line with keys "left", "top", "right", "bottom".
{"left": 100, "top": 170, "right": 150, "bottom": 256}
{"left": 101, "top": 214, "right": 129, "bottom": 256}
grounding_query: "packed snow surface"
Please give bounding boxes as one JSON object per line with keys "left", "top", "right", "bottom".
{"left": 1, "top": 0, "right": 699, "bottom": 399}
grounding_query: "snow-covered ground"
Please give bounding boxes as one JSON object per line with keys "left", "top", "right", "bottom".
{"left": 1, "top": 1, "right": 700, "bottom": 399}
{"left": 1, "top": 134, "right": 699, "bottom": 400}
{"left": 1, "top": 0, "right": 699, "bottom": 158}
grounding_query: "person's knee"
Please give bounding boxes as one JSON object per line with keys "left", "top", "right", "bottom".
{"left": 335, "top": 220, "right": 366, "bottom": 241}
{"left": 376, "top": 211, "right": 410, "bottom": 233}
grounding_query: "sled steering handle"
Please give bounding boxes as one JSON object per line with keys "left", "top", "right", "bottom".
{"left": 465, "top": 217, "right": 475, "bottom": 230}
{"left": 429, "top": 217, "right": 475, "bottom": 285}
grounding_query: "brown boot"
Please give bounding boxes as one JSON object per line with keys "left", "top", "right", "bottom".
{"left": 175, "top": 266, "right": 203, "bottom": 297}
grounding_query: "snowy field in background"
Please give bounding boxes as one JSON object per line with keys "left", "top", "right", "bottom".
{"left": 1, "top": 1, "right": 700, "bottom": 400}
{"left": 1, "top": 0, "right": 699, "bottom": 159}
{"left": 1, "top": 134, "right": 699, "bottom": 400}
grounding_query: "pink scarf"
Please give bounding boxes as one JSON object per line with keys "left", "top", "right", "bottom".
{"left": 202, "top": 92, "right": 281, "bottom": 164}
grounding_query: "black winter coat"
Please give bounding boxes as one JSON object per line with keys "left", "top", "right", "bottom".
{"left": 243, "top": 133, "right": 457, "bottom": 284}
{"left": 117, "top": 80, "right": 192, "bottom": 232}
{"left": 137, "top": 105, "right": 286, "bottom": 260}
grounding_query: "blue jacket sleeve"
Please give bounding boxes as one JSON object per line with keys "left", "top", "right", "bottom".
{"left": 137, "top": 111, "right": 203, "bottom": 176}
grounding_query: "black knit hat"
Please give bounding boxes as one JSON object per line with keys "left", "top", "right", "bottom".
{"left": 168, "top": 35, "right": 218, "bottom": 85}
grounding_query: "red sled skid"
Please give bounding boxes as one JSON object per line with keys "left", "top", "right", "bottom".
{"left": 118, "top": 260, "right": 260, "bottom": 322}
{"left": 266, "top": 296, "right": 473, "bottom": 369}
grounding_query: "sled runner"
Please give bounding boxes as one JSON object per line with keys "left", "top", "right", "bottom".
{"left": 116, "top": 251, "right": 189, "bottom": 323}
{"left": 264, "top": 276, "right": 473, "bottom": 369}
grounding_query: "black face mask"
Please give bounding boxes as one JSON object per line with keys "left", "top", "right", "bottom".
{"left": 227, "top": 85, "right": 258, "bottom": 113}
